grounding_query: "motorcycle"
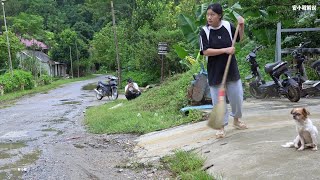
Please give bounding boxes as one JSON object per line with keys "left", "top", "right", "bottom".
{"left": 187, "top": 63, "right": 211, "bottom": 105}
{"left": 312, "top": 60, "right": 320, "bottom": 77}
{"left": 245, "top": 45, "right": 301, "bottom": 102}
{"left": 94, "top": 75, "right": 118, "bottom": 100}
{"left": 291, "top": 42, "right": 320, "bottom": 97}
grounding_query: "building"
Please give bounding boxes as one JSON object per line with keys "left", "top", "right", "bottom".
{"left": 18, "top": 38, "right": 67, "bottom": 77}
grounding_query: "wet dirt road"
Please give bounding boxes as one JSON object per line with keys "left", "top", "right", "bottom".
{"left": 0, "top": 76, "right": 168, "bottom": 180}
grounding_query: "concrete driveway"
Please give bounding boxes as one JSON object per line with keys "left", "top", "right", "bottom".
{"left": 134, "top": 97, "right": 320, "bottom": 179}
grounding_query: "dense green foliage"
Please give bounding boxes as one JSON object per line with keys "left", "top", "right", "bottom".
{"left": 0, "top": 0, "right": 319, "bottom": 85}
{"left": 0, "top": 75, "right": 95, "bottom": 103}
{"left": 0, "top": 70, "right": 33, "bottom": 93}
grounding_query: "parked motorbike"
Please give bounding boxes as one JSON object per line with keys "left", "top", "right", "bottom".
{"left": 245, "top": 45, "right": 301, "bottom": 102}
{"left": 291, "top": 42, "right": 320, "bottom": 97}
{"left": 94, "top": 75, "right": 118, "bottom": 100}
{"left": 312, "top": 60, "right": 320, "bottom": 77}
{"left": 187, "top": 63, "right": 211, "bottom": 105}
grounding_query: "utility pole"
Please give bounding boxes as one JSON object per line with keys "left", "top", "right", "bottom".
{"left": 69, "top": 46, "right": 73, "bottom": 78}
{"left": 75, "top": 40, "right": 80, "bottom": 78}
{"left": 111, "top": 1, "right": 121, "bottom": 87}
{"left": 2, "top": 0, "right": 13, "bottom": 76}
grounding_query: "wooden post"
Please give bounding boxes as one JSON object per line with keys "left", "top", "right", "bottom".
{"left": 111, "top": 1, "right": 121, "bottom": 87}
{"left": 161, "top": 54, "right": 164, "bottom": 82}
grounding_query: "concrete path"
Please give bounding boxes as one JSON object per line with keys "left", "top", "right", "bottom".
{"left": 134, "top": 97, "right": 320, "bottom": 179}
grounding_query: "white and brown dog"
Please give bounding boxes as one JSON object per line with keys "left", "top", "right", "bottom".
{"left": 282, "top": 108, "right": 318, "bottom": 151}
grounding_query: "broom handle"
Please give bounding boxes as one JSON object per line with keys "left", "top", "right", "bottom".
{"left": 220, "top": 24, "right": 240, "bottom": 87}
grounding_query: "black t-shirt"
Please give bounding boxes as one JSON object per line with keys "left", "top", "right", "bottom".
{"left": 199, "top": 20, "right": 240, "bottom": 86}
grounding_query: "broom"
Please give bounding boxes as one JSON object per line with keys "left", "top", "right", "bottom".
{"left": 207, "top": 23, "right": 240, "bottom": 129}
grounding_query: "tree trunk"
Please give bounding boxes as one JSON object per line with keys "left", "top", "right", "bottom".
{"left": 75, "top": 40, "right": 80, "bottom": 78}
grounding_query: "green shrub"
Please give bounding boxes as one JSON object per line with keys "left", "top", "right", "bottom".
{"left": 38, "top": 75, "right": 51, "bottom": 85}
{"left": 96, "top": 66, "right": 108, "bottom": 74}
{"left": 0, "top": 70, "right": 34, "bottom": 93}
{"left": 122, "top": 70, "right": 158, "bottom": 87}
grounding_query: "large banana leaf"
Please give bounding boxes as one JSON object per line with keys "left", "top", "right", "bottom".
{"left": 178, "top": 14, "right": 200, "bottom": 48}
{"left": 252, "top": 28, "right": 276, "bottom": 46}
{"left": 173, "top": 44, "right": 188, "bottom": 59}
{"left": 196, "top": 3, "right": 209, "bottom": 24}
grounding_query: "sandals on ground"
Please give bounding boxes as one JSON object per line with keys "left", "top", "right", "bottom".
{"left": 215, "top": 129, "right": 226, "bottom": 139}
{"left": 233, "top": 121, "right": 248, "bottom": 130}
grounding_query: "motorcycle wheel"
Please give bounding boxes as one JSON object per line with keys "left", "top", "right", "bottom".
{"left": 287, "top": 85, "right": 300, "bottom": 102}
{"left": 96, "top": 88, "right": 104, "bottom": 100}
{"left": 249, "top": 86, "right": 266, "bottom": 99}
{"left": 111, "top": 87, "right": 118, "bottom": 100}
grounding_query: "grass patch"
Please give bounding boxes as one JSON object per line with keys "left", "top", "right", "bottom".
{"left": 161, "top": 150, "right": 214, "bottom": 180}
{"left": 0, "top": 75, "right": 95, "bottom": 104}
{"left": 85, "top": 66, "right": 205, "bottom": 134}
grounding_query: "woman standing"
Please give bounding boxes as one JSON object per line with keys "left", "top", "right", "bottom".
{"left": 199, "top": 3, "right": 247, "bottom": 138}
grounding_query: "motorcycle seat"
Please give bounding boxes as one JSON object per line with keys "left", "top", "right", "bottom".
{"left": 264, "top": 61, "right": 287, "bottom": 74}
{"left": 98, "top": 81, "right": 109, "bottom": 87}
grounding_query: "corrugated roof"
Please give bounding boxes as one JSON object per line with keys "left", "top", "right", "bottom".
{"left": 20, "top": 38, "right": 48, "bottom": 50}
{"left": 21, "top": 50, "right": 55, "bottom": 64}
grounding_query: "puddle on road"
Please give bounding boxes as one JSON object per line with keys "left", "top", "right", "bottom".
{"left": 0, "top": 141, "right": 40, "bottom": 180}
{"left": 0, "top": 142, "right": 26, "bottom": 150}
{"left": 0, "top": 104, "right": 13, "bottom": 110}
{"left": 0, "top": 152, "right": 11, "bottom": 159}
{"left": 0, "top": 99, "right": 17, "bottom": 109}
{"left": 60, "top": 99, "right": 73, "bottom": 102}
{"left": 73, "top": 143, "right": 86, "bottom": 149}
{"left": 51, "top": 117, "right": 68, "bottom": 123}
{"left": 0, "top": 150, "right": 41, "bottom": 179}
{"left": 56, "top": 130, "right": 63, "bottom": 136}
{"left": 0, "top": 170, "right": 22, "bottom": 180}
{"left": 42, "top": 128, "right": 57, "bottom": 132}
{"left": 57, "top": 99, "right": 82, "bottom": 105}
{"left": 41, "top": 128, "right": 64, "bottom": 136}
{"left": 61, "top": 101, "right": 82, "bottom": 105}
{"left": 82, "top": 83, "right": 96, "bottom": 90}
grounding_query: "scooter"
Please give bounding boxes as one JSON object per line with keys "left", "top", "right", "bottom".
{"left": 94, "top": 75, "right": 118, "bottom": 100}
{"left": 312, "top": 60, "right": 320, "bottom": 77}
{"left": 291, "top": 42, "right": 320, "bottom": 97}
{"left": 245, "top": 45, "right": 301, "bottom": 102}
